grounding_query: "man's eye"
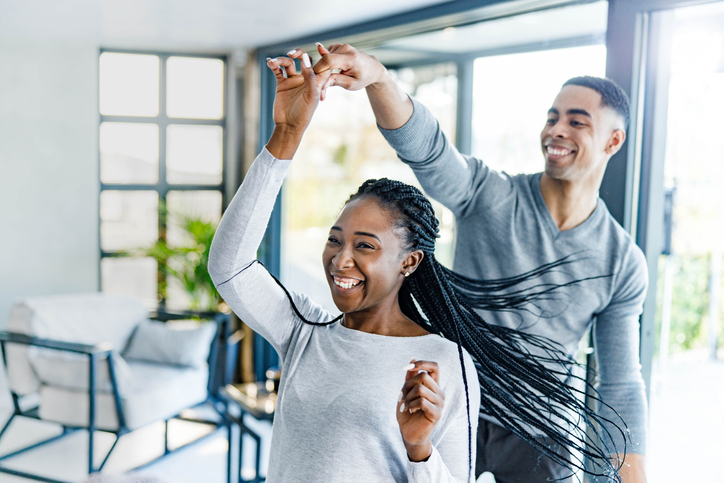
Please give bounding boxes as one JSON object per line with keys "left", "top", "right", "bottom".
{"left": 357, "top": 242, "right": 373, "bottom": 249}
{"left": 571, "top": 120, "right": 584, "bottom": 127}
{"left": 546, "top": 118, "right": 556, "bottom": 125}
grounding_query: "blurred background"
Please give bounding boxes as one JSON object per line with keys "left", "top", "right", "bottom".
{"left": 1, "top": 0, "right": 723, "bottom": 481}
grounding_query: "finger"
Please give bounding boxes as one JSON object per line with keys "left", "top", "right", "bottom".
{"left": 271, "top": 56, "right": 298, "bottom": 76}
{"left": 312, "top": 46, "right": 353, "bottom": 75}
{"left": 321, "top": 72, "right": 359, "bottom": 93}
{"left": 315, "top": 70, "right": 333, "bottom": 97}
{"left": 315, "top": 41, "right": 329, "bottom": 56}
{"left": 266, "top": 57, "right": 286, "bottom": 82}
{"left": 405, "top": 360, "right": 439, "bottom": 384}
{"left": 406, "top": 396, "right": 442, "bottom": 420}
{"left": 266, "top": 57, "right": 297, "bottom": 83}
{"left": 403, "top": 382, "right": 444, "bottom": 411}
{"left": 296, "top": 50, "right": 318, "bottom": 97}
{"left": 401, "top": 373, "right": 443, "bottom": 402}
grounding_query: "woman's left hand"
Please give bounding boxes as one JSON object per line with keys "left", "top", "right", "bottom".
{"left": 397, "top": 360, "right": 445, "bottom": 462}
{"left": 265, "top": 48, "right": 330, "bottom": 160}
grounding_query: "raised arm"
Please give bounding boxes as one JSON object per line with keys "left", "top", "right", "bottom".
{"left": 208, "top": 49, "right": 331, "bottom": 357}
{"left": 313, "top": 43, "right": 509, "bottom": 219}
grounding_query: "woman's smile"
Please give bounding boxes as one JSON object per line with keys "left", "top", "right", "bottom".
{"left": 331, "top": 274, "right": 364, "bottom": 291}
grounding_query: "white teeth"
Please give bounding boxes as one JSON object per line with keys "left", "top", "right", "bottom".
{"left": 547, "top": 146, "right": 571, "bottom": 156}
{"left": 334, "top": 279, "right": 361, "bottom": 289}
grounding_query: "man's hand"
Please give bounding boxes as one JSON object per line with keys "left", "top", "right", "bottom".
{"left": 312, "top": 43, "right": 413, "bottom": 129}
{"left": 617, "top": 453, "right": 647, "bottom": 483}
{"left": 312, "top": 43, "right": 387, "bottom": 100}
{"left": 397, "top": 360, "right": 445, "bottom": 462}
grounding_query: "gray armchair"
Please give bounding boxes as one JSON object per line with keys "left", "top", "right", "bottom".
{"left": 0, "top": 292, "right": 232, "bottom": 483}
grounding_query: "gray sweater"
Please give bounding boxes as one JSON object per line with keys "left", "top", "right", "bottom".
{"left": 208, "top": 148, "right": 480, "bottom": 482}
{"left": 379, "top": 98, "right": 648, "bottom": 454}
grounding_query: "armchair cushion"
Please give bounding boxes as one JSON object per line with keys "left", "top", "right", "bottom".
{"left": 40, "top": 361, "right": 209, "bottom": 431}
{"left": 30, "top": 351, "right": 134, "bottom": 395}
{"left": 123, "top": 319, "right": 217, "bottom": 368}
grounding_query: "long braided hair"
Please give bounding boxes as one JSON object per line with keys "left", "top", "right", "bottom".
{"left": 271, "top": 178, "right": 627, "bottom": 482}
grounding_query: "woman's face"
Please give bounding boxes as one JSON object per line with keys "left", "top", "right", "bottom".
{"left": 322, "top": 196, "right": 418, "bottom": 315}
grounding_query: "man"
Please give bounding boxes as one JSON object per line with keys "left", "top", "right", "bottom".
{"left": 312, "top": 43, "right": 648, "bottom": 483}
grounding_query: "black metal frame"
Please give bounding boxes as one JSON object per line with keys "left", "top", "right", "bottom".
{"left": 0, "top": 311, "right": 234, "bottom": 482}
{"left": 219, "top": 384, "right": 275, "bottom": 483}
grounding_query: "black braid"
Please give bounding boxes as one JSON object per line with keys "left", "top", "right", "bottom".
{"left": 278, "top": 177, "right": 627, "bottom": 482}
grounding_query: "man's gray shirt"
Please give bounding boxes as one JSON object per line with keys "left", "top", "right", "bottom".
{"left": 379, "top": 98, "right": 648, "bottom": 454}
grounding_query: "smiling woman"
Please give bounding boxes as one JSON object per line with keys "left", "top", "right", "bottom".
{"left": 208, "top": 47, "right": 627, "bottom": 482}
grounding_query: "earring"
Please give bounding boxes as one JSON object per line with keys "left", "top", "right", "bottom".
{"left": 404, "top": 272, "right": 410, "bottom": 277}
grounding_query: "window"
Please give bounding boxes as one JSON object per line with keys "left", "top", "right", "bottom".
{"left": 99, "top": 51, "right": 226, "bottom": 310}
{"left": 471, "top": 45, "right": 607, "bottom": 175}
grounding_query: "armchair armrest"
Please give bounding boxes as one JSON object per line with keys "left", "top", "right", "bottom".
{"left": 0, "top": 330, "right": 127, "bottom": 429}
{"left": 0, "top": 331, "right": 113, "bottom": 356}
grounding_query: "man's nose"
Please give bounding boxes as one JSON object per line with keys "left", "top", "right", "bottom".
{"left": 549, "top": 121, "right": 568, "bottom": 138}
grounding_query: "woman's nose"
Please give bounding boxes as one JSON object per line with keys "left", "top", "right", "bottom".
{"left": 332, "top": 246, "right": 354, "bottom": 270}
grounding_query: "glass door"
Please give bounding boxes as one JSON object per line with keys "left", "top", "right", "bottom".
{"left": 648, "top": 2, "right": 724, "bottom": 481}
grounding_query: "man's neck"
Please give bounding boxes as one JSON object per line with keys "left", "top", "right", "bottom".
{"left": 539, "top": 174, "right": 599, "bottom": 231}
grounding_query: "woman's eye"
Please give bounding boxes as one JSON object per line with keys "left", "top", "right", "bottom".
{"left": 546, "top": 118, "right": 556, "bottom": 125}
{"left": 356, "top": 242, "right": 373, "bottom": 249}
{"left": 571, "top": 120, "right": 584, "bottom": 127}
{"left": 327, "top": 236, "right": 340, "bottom": 244}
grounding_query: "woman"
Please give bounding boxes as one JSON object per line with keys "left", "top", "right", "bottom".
{"left": 209, "top": 49, "right": 624, "bottom": 482}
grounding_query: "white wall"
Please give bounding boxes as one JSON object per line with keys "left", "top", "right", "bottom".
{"left": 0, "top": 40, "right": 100, "bottom": 326}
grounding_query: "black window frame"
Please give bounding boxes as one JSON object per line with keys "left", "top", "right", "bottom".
{"left": 98, "top": 48, "right": 228, "bottom": 312}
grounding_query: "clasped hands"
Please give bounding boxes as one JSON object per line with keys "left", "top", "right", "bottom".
{"left": 264, "top": 44, "right": 386, "bottom": 159}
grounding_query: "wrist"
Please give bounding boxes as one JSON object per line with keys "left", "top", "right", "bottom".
{"left": 266, "top": 125, "right": 306, "bottom": 160}
{"left": 365, "top": 67, "right": 395, "bottom": 93}
{"left": 405, "top": 441, "right": 432, "bottom": 462}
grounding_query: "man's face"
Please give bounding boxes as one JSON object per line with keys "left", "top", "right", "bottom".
{"left": 540, "top": 85, "right": 625, "bottom": 185}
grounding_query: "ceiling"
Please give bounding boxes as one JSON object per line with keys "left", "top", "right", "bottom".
{"left": 368, "top": 0, "right": 607, "bottom": 64}
{"left": 0, "top": 0, "right": 450, "bottom": 53}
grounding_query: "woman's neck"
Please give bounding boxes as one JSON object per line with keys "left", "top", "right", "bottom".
{"left": 342, "top": 306, "right": 429, "bottom": 337}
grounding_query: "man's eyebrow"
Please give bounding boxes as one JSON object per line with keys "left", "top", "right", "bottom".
{"left": 548, "top": 107, "right": 559, "bottom": 116}
{"left": 567, "top": 108, "right": 591, "bottom": 118}
{"left": 331, "top": 226, "right": 342, "bottom": 231}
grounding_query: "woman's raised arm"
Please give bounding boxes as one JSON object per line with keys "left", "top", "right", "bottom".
{"left": 208, "top": 49, "right": 332, "bottom": 357}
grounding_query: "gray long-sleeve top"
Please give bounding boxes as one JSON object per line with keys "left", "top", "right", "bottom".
{"left": 378, "top": 98, "right": 648, "bottom": 454}
{"left": 208, "top": 147, "right": 480, "bottom": 482}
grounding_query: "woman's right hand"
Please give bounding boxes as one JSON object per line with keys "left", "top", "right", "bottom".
{"left": 265, "top": 49, "right": 329, "bottom": 159}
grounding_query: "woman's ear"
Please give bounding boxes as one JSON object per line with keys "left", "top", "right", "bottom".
{"left": 401, "top": 250, "right": 424, "bottom": 277}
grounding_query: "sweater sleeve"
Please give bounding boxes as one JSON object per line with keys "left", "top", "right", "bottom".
{"left": 407, "top": 351, "right": 480, "bottom": 483}
{"left": 208, "top": 147, "right": 332, "bottom": 360}
{"left": 378, "top": 97, "right": 513, "bottom": 220}
{"left": 592, "top": 245, "right": 649, "bottom": 455}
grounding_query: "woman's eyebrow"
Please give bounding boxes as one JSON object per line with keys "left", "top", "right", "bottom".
{"left": 355, "top": 231, "right": 381, "bottom": 241}
{"left": 330, "top": 226, "right": 380, "bottom": 242}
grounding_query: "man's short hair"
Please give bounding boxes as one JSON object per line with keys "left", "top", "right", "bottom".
{"left": 562, "top": 76, "right": 630, "bottom": 129}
